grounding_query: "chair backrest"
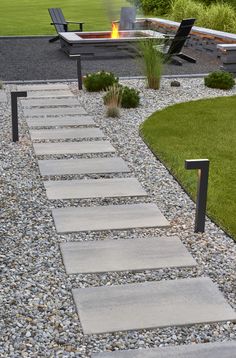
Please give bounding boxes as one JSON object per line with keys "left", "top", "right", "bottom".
{"left": 48, "top": 8, "right": 66, "bottom": 33}
{"left": 167, "top": 18, "right": 195, "bottom": 56}
{"left": 119, "top": 7, "right": 136, "bottom": 30}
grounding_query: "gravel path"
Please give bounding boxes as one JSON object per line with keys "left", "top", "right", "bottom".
{"left": 0, "top": 37, "right": 220, "bottom": 81}
{"left": 1, "top": 79, "right": 235, "bottom": 357}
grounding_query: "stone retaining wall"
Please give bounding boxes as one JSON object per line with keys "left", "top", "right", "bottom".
{"left": 135, "top": 17, "right": 236, "bottom": 73}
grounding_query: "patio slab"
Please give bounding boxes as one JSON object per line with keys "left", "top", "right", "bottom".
{"left": 17, "top": 84, "right": 69, "bottom": 91}
{"left": 72, "top": 277, "right": 236, "bottom": 334}
{"left": 52, "top": 203, "right": 169, "bottom": 233}
{"left": 44, "top": 178, "right": 147, "bottom": 199}
{"left": 60, "top": 236, "right": 196, "bottom": 274}
{"left": 38, "top": 157, "right": 130, "bottom": 176}
{"left": 23, "top": 107, "right": 87, "bottom": 117}
{"left": 26, "top": 116, "right": 95, "bottom": 128}
{"left": 21, "top": 97, "right": 80, "bottom": 107}
{"left": 29, "top": 128, "right": 104, "bottom": 140}
{"left": 92, "top": 341, "right": 236, "bottom": 358}
{"left": 27, "top": 90, "right": 74, "bottom": 98}
{"left": 33, "top": 141, "right": 115, "bottom": 155}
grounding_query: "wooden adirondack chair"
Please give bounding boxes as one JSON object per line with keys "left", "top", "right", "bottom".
{"left": 48, "top": 8, "right": 84, "bottom": 43}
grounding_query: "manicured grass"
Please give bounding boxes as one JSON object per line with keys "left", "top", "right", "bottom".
{"left": 0, "top": 0, "right": 129, "bottom": 36}
{"left": 140, "top": 96, "right": 236, "bottom": 240}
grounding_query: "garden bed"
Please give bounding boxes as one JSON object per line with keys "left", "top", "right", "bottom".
{"left": 1, "top": 78, "right": 235, "bottom": 356}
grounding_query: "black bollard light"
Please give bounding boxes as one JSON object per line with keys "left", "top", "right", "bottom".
{"left": 11, "top": 91, "right": 27, "bottom": 142}
{"left": 185, "top": 159, "right": 210, "bottom": 233}
{"left": 76, "top": 55, "right": 83, "bottom": 90}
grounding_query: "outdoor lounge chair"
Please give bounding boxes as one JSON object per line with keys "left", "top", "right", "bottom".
{"left": 162, "top": 18, "right": 196, "bottom": 65}
{"left": 48, "top": 8, "right": 84, "bottom": 43}
{"left": 113, "top": 7, "right": 136, "bottom": 30}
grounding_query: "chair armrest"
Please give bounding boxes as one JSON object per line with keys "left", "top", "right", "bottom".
{"left": 51, "top": 22, "right": 67, "bottom": 25}
{"left": 66, "top": 21, "right": 84, "bottom": 24}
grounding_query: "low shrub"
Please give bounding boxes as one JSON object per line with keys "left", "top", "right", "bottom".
{"left": 204, "top": 71, "right": 235, "bottom": 90}
{"left": 0, "top": 81, "right": 3, "bottom": 89}
{"left": 104, "top": 85, "right": 140, "bottom": 108}
{"left": 83, "top": 70, "right": 118, "bottom": 92}
{"left": 121, "top": 86, "right": 140, "bottom": 108}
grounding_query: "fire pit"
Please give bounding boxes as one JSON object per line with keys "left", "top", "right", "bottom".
{"left": 59, "top": 24, "right": 165, "bottom": 58}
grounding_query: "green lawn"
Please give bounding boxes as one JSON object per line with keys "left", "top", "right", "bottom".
{"left": 0, "top": 0, "right": 130, "bottom": 35}
{"left": 140, "top": 96, "right": 236, "bottom": 240}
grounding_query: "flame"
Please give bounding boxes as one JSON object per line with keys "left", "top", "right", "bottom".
{"left": 111, "top": 22, "right": 119, "bottom": 39}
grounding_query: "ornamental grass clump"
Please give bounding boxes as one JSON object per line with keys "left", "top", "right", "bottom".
{"left": 139, "top": 38, "right": 164, "bottom": 90}
{"left": 204, "top": 71, "right": 235, "bottom": 90}
{"left": 83, "top": 70, "right": 118, "bottom": 92}
{"left": 104, "top": 85, "right": 140, "bottom": 108}
{"left": 104, "top": 84, "right": 123, "bottom": 118}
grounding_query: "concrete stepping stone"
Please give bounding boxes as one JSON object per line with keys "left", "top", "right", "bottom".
{"left": 26, "top": 116, "right": 95, "bottom": 128}
{"left": 21, "top": 98, "right": 80, "bottom": 107}
{"left": 30, "top": 128, "right": 104, "bottom": 141}
{"left": 33, "top": 141, "right": 115, "bottom": 155}
{"left": 27, "top": 90, "right": 73, "bottom": 98}
{"left": 72, "top": 277, "right": 236, "bottom": 334}
{"left": 92, "top": 341, "right": 236, "bottom": 358}
{"left": 52, "top": 203, "right": 169, "bottom": 233}
{"left": 23, "top": 107, "right": 87, "bottom": 117}
{"left": 17, "top": 84, "right": 69, "bottom": 91}
{"left": 60, "top": 236, "right": 196, "bottom": 274}
{"left": 0, "top": 91, "right": 7, "bottom": 102}
{"left": 45, "top": 178, "right": 147, "bottom": 200}
{"left": 39, "top": 157, "right": 130, "bottom": 176}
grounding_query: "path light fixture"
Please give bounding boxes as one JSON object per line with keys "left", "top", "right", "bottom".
{"left": 76, "top": 55, "right": 83, "bottom": 90}
{"left": 11, "top": 91, "right": 27, "bottom": 142}
{"left": 185, "top": 159, "right": 210, "bottom": 233}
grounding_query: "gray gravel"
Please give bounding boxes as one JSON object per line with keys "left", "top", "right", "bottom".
{"left": 1, "top": 79, "right": 235, "bottom": 357}
{"left": 0, "top": 37, "right": 220, "bottom": 81}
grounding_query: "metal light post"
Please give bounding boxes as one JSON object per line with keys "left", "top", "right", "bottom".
{"left": 185, "top": 159, "right": 210, "bottom": 233}
{"left": 11, "top": 91, "right": 27, "bottom": 142}
{"left": 76, "top": 55, "right": 83, "bottom": 90}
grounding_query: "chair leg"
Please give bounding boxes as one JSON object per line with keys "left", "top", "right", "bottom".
{"left": 49, "top": 36, "right": 60, "bottom": 43}
{"left": 168, "top": 57, "right": 183, "bottom": 66}
{"left": 177, "top": 52, "right": 196, "bottom": 63}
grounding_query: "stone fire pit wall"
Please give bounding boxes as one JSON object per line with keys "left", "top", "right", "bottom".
{"left": 137, "top": 17, "right": 236, "bottom": 73}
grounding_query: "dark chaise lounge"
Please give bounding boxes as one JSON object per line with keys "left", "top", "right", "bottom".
{"left": 163, "top": 18, "right": 196, "bottom": 65}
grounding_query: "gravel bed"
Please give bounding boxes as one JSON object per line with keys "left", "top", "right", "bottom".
{"left": 0, "top": 37, "right": 220, "bottom": 81}
{"left": 1, "top": 79, "right": 236, "bottom": 357}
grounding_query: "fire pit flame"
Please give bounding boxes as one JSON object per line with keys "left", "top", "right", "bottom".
{"left": 111, "top": 22, "right": 120, "bottom": 39}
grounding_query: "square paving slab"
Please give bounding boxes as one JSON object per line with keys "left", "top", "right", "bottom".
{"left": 17, "top": 84, "right": 69, "bottom": 91}
{"left": 27, "top": 90, "right": 73, "bottom": 98}
{"left": 52, "top": 203, "right": 169, "bottom": 233}
{"left": 92, "top": 341, "right": 236, "bottom": 358}
{"left": 23, "top": 107, "right": 87, "bottom": 117}
{"left": 44, "top": 177, "right": 147, "bottom": 199}
{"left": 72, "top": 277, "right": 236, "bottom": 334}
{"left": 33, "top": 141, "right": 115, "bottom": 155}
{"left": 39, "top": 157, "right": 130, "bottom": 176}
{"left": 60, "top": 236, "right": 196, "bottom": 274}
{"left": 21, "top": 98, "right": 80, "bottom": 107}
{"left": 27, "top": 116, "right": 95, "bottom": 128}
{"left": 30, "top": 128, "right": 104, "bottom": 141}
